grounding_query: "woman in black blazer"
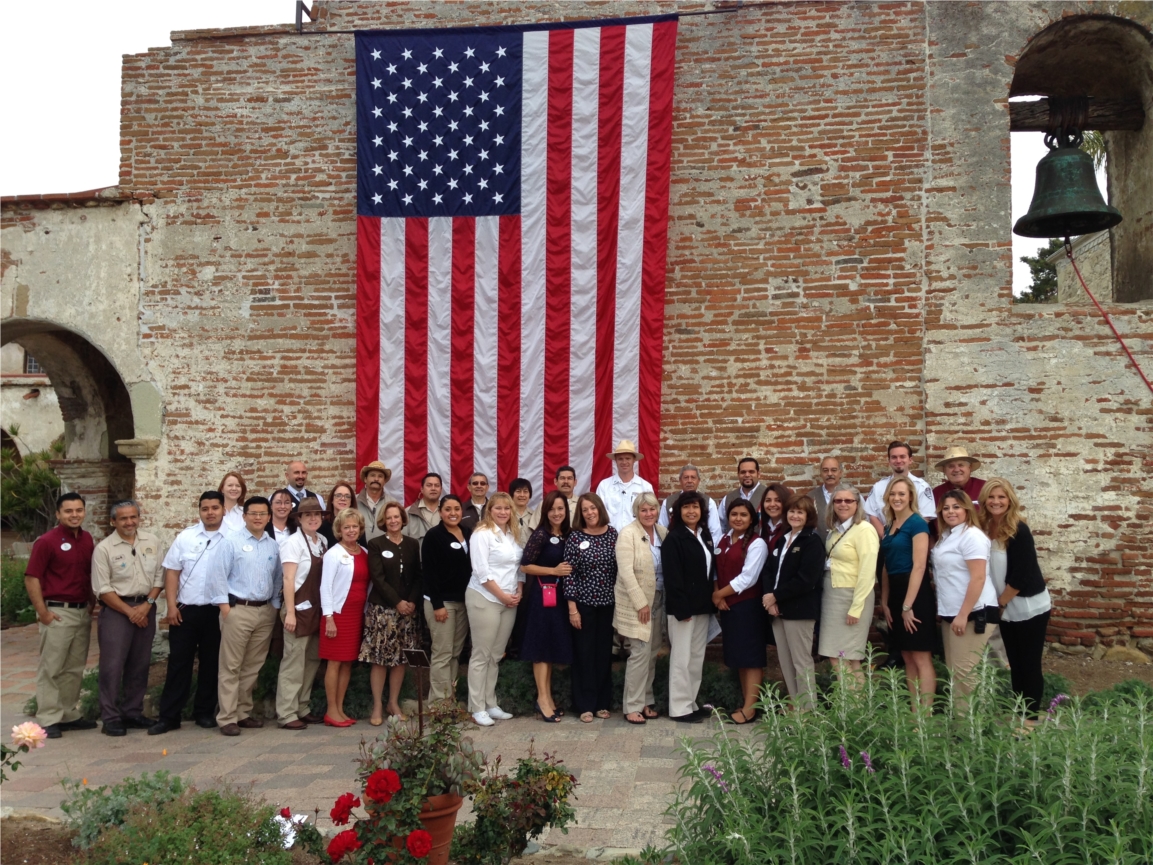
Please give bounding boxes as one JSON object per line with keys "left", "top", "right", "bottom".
{"left": 421, "top": 495, "right": 474, "bottom": 704}
{"left": 661, "top": 491, "right": 716, "bottom": 723}
{"left": 979, "top": 479, "right": 1052, "bottom": 722}
{"left": 762, "top": 495, "right": 824, "bottom": 710}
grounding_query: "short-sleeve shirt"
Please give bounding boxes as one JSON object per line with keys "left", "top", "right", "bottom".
{"left": 279, "top": 530, "right": 328, "bottom": 592}
{"left": 879, "top": 513, "right": 929, "bottom": 575}
{"left": 161, "top": 522, "right": 230, "bottom": 606}
{"left": 25, "top": 525, "right": 95, "bottom": 604}
{"left": 92, "top": 529, "right": 165, "bottom": 598}
{"left": 932, "top": 524, "right": 997, "bottom": 617}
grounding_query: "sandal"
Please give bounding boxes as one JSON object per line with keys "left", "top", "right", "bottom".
{"left": 642, "top": 705, "right": 659, "bottom": 719}
{"left": 595, "top": 709, "right": 611, "bottom": 719}
{"left": 580, "top": 712, "right": 594, "bottom": 723}
{"left": 728, "top": 708, "right": 756, "bottom": 725}
{"left": 625, "top": 712, "right": 647, "bottom": 725}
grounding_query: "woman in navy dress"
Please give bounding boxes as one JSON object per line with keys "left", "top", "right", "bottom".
{"left": 519, "top": 491, "right": 574, "bottom": 722}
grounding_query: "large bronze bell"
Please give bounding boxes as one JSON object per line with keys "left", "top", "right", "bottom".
{"left": 1013, "top": 132, "right": 1123, "bottom": 239}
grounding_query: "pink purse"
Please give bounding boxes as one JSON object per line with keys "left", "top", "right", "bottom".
{"left": 539, "top": 579, "right": 558, "bottom": 608}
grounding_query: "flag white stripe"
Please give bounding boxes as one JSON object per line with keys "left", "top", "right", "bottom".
{"left": 426, "top": 217, "right": 453, "bottom": 486}
{"left": 379, "top": 217, "right": 407, "bottom": 502}
{"left": 473, "top": 215, "right": 500, "bottom": 487}
{"left": 613, "top": 24, "right": 652, "bottom": 448}
{"left": 569, "top": 27, "right": 600, "bottom": 501}
{"left": 519, "top": 30, "right": 549, "bottom": 500}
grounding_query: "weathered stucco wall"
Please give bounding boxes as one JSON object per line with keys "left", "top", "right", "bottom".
{"left": 1, "top": 1, "right": 1149, "bottom": 651}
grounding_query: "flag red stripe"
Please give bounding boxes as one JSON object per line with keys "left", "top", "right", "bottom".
{"left": 638, "top": 19, "right": 677, "bottom": 489}
{"left": 544, "top": 29, "right": 575, "bottom": 487}
{"left": 356, "top": 216, "right": 381, "bottom": 489}
{"left": 591, "top": 26, "right": 626, "bottom": 493}
{"left": 497, "top": 215, "right": 522, "bottom": 491}
{"left": 450, "top": 218, "right": 476, "bottom": 497}
{"left": 404, "top": 218, "right": 430, "bottom": 506}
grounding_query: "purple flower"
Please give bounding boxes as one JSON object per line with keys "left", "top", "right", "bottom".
{"left": 839, "top": 746, "right": 851, "bottom": 769}
{"left": 703, "top": 763, "right": 730, "bottom": 793}
{"left": 1048, "top": 693, "right": 1070, "bottom": 716}
{"left": 839, "top": 651, "right": 846, "bottom": 658}
{"left": 860, "top": 751, "right": 875, "bottom": 774}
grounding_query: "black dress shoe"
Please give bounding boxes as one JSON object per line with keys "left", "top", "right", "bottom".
{"left": 44, "top": 724, "right": 62, "bottom": 739}
{"left": 122, "top": 716, "right": 157, "bottom": 729}
{"left": 194, "top": 716, "right": 218, "bottom": 729}
{"left": 102, "top": 721, "right": 127, "bottom": 737}
{"left": 670, "top": 713, "right": 704, "bottom": 724}
{"left": 58, "top": 718, "right": 97, "bottom": 731}
{"left": 147, "top": 719, "right": 181, "bottom": 736}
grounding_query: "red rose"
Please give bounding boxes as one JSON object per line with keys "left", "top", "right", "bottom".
{"left": 365, "top": 768, "right": 402, "bottom": 804}
{"left": 279, "top": 807, "right": 292, "bottom": 819}
{"left": 406, "top": 828, "right": 433, "bottom": 859}
{"left": 330, "top": 792, "right": 361, "bottom": 826}
{"left": 327, "top": 828, "right": 362, "bottom": 862}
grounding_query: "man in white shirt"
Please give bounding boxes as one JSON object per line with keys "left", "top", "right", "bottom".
{"left": 595, "top": 440, "right": 654, "bottom": 532}
{"left": 404, "top": 472, "right": 443, "bottom": 543}
{"left": 357, "top": 460, "right": 395, "bottom": 541}
{"left": 805, "top": 456, "right": 843, "bottom": 539}
{"left": 659, "top": 464, "right": 722, "bottom": 539}
{"left": 864, "top": 440, "right": 937, "bottom": 535}
{"left": 719, "top": 457, "right": 766, "bottom": 533}
{"left": 284, "top": 460, "right": 324, "bottom": 510}
{"left": 527, "top": 465, "right": 581, "bottom": 531}
{"left": 149, "top": 491, "right": 231, "bottom": 736}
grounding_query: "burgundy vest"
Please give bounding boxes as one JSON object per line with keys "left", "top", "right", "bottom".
{"left": 716, "top": 534, "right": 760, "bottom": 606}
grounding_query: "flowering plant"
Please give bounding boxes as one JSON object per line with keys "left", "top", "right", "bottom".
{"left": 1, "top": 722, "right": 47, "bottom": 783}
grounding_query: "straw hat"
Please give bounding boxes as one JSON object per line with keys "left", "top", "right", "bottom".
{"left": 606, "top": 439, "right": 643, "bottom": 460}
{"left": 359, "top": 460, "right": 393, "bottom": 483}
{"left": 934, "top": 447, "right": 982, "bottom": 471}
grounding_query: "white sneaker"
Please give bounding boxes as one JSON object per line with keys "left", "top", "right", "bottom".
{"left": 472, "top": 711, "right": 495, "bottom": 727}
{"left": 486, "top": 706, "right": 513, "bottom": 720}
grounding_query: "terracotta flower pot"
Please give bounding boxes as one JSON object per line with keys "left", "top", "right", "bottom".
{"left": 417, "top": 792, "right": 463, "bottom": 865}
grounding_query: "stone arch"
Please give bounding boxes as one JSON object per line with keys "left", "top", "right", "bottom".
{"left": 1, "top": 318, "right": 136, "bottom": 536}
{"left": 1010, "top": 14, "right": 1153, "bottom": 302}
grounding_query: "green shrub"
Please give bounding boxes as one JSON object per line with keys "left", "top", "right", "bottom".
{"left": 24, "top": 667, "right": 101, "bottom": 721}
{"left": 1, "top": 554, "right": 36, "bottom": 625}
{"left": 1, "top": 436, "right": 62, "bottom": 542}
{"left": 82, "top": 787, "right": 291, "bottom": 865}
{"left": 658, "top": 661, "right": 1153, "bottom": 864}
{"left": 61, "top": 770, "right": 186, "bottom": 849}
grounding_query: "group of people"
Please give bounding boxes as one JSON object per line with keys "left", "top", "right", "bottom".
{"left": 22, "top": 439, "right": 1052, "bottom": 741}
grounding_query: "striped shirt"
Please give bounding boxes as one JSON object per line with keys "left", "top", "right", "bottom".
{"left": 217, "top": 529, "right": 283, "bottom": 604}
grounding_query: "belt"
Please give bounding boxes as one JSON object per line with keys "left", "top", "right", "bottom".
{"left": 229, "top": 594, "right": 270, "bottom": 607}
{"left": 46, "top": 600, "right": 87, "bottom": 609}
{"left": 119, "top": 595, "right": 150, "bottom": 605}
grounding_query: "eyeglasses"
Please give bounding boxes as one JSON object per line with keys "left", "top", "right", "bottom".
{"left": 832, "top": 498, "right": 857, "bottom": 505}
{"left": 470, "top": 481, "right": 488, "bottom": 487}
{"left": 246, "top": 511, "right": 270, "bottom": 518}
{"left": 333, "top": 493, "right": 352, "bottom": 500}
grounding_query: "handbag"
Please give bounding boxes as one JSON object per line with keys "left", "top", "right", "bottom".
{"left": 539, "top": 577, "right": 558, "bottom": 608}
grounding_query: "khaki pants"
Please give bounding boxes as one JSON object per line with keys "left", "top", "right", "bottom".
{"left": 667, "top": 613, "right": 709, "bottom": 718}
{"left": 35, "top": 607, "right": 92, "bottom": 727}
{"left": 622, "top": 589, "right": 665, "bottom": 714}
{"left": 465, "top": 590, "right": 516, "bottom": 714}
{"left": 773, "top": 617, "right": 816, "bottom": 711}
{"left": 941, "top": 618, "right": 992, "bottom": 712}
{"left": 425, "top": 599, "right": 468, "bottom": 703}
{"left": 217, "top": 604, "right": 276, "bottom": 726}
{"left": 275, "top": 606, "right": 320, "bottom": 723}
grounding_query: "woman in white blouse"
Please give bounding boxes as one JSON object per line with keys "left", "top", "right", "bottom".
{"left": 464, "top": 491, "right": 524, "bottom": 727}
{"left": 218, "top": 471, "right": 247, "bottom": 535}
{"left": 319, "top": 508, "right": 370, "bottom": 727}
{"left": 275, "top": 497, "right": 327, "bottom": 729}
{"left": 931, "top": 489, "right": 999, "bottom": 711}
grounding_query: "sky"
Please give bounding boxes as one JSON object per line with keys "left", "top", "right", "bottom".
{"left": 1, "top": 2, "right": 1106, "bottom": 295}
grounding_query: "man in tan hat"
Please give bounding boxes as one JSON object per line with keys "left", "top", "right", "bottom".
{"left": 595, "top": 440, "right": 654, "bottom": 532}
{"left": 932, "top": 447, "right": 986, "bottom": 509}
{"left": 357, "top": 461, "right": 396, "bottom": 542}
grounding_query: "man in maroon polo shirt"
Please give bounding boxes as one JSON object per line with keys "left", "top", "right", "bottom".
{"left": 24, "top": 492, "right": 98, "bottom": 739}
{"left": 932, "top": 446, "right": 987, "bottom": 510}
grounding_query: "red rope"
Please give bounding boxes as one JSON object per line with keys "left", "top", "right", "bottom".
{"left": 1065, "top": 239, "right": 1153, "bottom": 397}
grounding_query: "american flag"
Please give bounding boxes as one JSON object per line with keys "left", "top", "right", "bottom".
{"left": 355, "top": 17, "right": 678, "bottom": 506}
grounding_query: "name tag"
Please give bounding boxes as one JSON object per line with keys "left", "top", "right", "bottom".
{"left": 579, "top": 540, "right": 590, "bottom": 550}
{"left": 60, "top": 543, "right": 72, "bottom": 551}
{"left": 242, "top": 545, "right": 254, "bottom": 553}
{"left": 382, "top": 550, "right": 394, "bottom": 559}
{"left": 143, "top": 547, "right": 154, "bottom": 556}
{"left": 773, "top": 548, "right": 780, "bottom": 557}
{"left": 341, "top": 556, "right": 352, "bottom": 565}
{"left": 824, "top": 558, "right": 832, "bottom": 570}
{"left": 450, "top": 542, "right": 463, "bottom": 550}
{"left": 550, "top": 536, "right": 560, "bottom": 545}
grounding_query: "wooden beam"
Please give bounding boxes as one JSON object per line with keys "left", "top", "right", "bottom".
{"left": 1009, "top": 98, "right": 1145, "bottom": 132}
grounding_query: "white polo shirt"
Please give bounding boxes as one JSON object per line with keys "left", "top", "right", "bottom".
{"left": 932, "top": 524, "right": 997, "bottom": 617}
{"left": 864, "top": 474, "right": 936, "bottom": 523}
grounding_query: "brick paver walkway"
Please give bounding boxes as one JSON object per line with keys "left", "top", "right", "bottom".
{"left": 0, "top": 623, "right": 711, "bottom": 852}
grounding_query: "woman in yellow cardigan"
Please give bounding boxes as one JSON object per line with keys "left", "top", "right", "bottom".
{"left": 613, "top": 492, "right": 667, "bottom": 725}
{"left": 819, "top": 483, "right": 880, "bottom": 684}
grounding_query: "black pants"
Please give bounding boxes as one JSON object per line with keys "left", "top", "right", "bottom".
{"left": 158, "top": 604, "right": 221, "bottom": 724}
{"left": 570, "top": 603, "right": 614, "bottom": 714}
{"left": 999, "top": 610, "right": 1050, "bottom": 718}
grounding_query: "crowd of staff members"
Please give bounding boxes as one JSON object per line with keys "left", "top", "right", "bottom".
{"left": 21, "top": 440, "right": 1054, "bottom": 738}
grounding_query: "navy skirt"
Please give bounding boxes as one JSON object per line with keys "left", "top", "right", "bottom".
{"left": 718, "top": 598, "right": 769, "bottom": 669}
{"left": 520, "top": 575, "right": 573, "bottom": 664}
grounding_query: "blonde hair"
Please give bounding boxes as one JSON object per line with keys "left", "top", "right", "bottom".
{"left": 824, "top": 483, "right": 866, "bottom": 530}
{"left": 477, "top": 491, "right": 516, "bottom": 537}
{"left": 936, "top": 488, "right": 980, "bottom": 530}
{"left": 978, "top": 477, "right": 1024, "bottom": 543}
{"left": 882, "top": 476, "right": 918, "bottom": 526}
{"left": 333, "top": 507, "right": 365, "bottom": 535}
{"left": 632, "top": 491, "right": 660, "bottom": 518}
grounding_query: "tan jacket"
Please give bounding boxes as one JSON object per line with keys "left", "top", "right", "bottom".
{"left": 613, "top": 519, "right": 668, "bottom": 642}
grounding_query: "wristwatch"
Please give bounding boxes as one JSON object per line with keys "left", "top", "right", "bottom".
{"left": 901, "top": 604, "right": 912, "bottom": 613}
{"left": 146, "top": 597, "right": 157, "bottom": 606}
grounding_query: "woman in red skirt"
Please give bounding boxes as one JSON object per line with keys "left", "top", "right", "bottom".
{"left": 320, "top": 507, "right": 370, "bottom": 726}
